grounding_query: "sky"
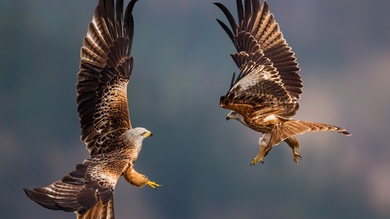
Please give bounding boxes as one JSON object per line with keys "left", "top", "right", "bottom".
{"left": 1, "top": 0, "right": 390, "bottom": 218}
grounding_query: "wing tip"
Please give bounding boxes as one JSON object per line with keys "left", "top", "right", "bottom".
{"left": 341, "top": 130, "right": 352, "bottom": 136}
{"left": 220, "top": 95, "right": 227, "bottom": 107}
{"left": 23, "top": 187, "right": 63, "bottom": 211}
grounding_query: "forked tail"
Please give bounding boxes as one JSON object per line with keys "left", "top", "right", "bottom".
{"left": 280, "top": 119, "right": 351, "bottom": 140}
{"left": 257, "top": 119, "right": 351, "bottom": 164}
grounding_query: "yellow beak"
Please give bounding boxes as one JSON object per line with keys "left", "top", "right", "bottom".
{"left": 144, "top": 130, "right": 153, "bottom": 137}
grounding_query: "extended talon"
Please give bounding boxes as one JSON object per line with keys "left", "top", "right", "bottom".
{"left": 293, "top": 151, "right": 302, "bottom": 163}
{"left": 147, "top": 181, "right": 161, "bottom": 189}
{"left": 250, "top": 157, "right": 264, "bottom": 166}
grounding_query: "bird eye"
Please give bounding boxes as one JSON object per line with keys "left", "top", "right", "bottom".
{"left": 141, "top": 131, "right": 152, "bottom": 137}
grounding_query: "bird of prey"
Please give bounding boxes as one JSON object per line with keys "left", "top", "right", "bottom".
{"left": 215, "top": 0, "right": 351, "bottom": 165}
{"left": 23, "top": 0, "right": 160, "bottom": 218}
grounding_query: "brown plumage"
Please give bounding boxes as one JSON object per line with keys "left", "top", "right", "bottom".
{"left": 215, "top": 0, "right": 351, "bottom": 165}
{"left": 23, "top": 0, "right": 160, "bottom": 218}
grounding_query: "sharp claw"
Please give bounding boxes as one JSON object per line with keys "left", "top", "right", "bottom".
{"left": 250, "top": 157, "right": 264, "bottom": 166}
{"left": 147, "top": 181, "right": 161, "bottom": 189}
{"left": 293, "top": 152, "right": 302, "bottom": 163}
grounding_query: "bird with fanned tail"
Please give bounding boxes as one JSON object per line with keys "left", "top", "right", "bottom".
{"left": 215, "top": 0, "right": 351, "bottom": 165}
{"left": 23, "top": 0, "right": 160, "bottom": 218}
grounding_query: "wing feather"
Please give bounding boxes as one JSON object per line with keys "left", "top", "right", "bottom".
{"left": 216, "top": 0, "right": 302, "bottom": 117}
{"left": 77, "top": 0, "right": 138, "bottom": 155}
{"left": 23, "top": 155, "right": 128, "bottom": 217}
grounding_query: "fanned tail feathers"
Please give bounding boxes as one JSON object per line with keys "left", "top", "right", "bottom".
{"left": 76, "top": 199, "right": 115, "bottom": 219}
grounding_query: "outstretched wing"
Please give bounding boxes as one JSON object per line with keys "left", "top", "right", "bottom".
{"left": 24, "top": 154, "right": 128, "bottom": 218}
{"left": 77, "top": 0, "right": 137, "bottom": 155}
{"left": 215, "top": 0, "right": 302, "bottom": 117}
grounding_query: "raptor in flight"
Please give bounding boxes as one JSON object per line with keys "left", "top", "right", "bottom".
{"left": 24, "top": 0, "right": 160, "bottom": 218}
{"left": 215, "top": 0, "right": 351, "bottom": 165}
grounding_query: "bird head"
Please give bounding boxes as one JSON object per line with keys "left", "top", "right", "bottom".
{"left": 130, "top": 127, "right": 153, "bottom": 138}
{"left": 226, "top": 111, "right": 238, "bottom": 120}
{"left": 226, "top": 111, "right": 247, "bottom": 126}
{"left": 125, "top": 127, "right": 152, "bottom": 149}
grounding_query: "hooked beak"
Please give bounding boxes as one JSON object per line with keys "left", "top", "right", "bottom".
{"left": 226, "top": 111, "right": 234, "bottom": 121}
{"left": 145, "top": 130, "right": 153, "bottom": 137}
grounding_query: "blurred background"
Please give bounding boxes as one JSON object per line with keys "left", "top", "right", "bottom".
{"left": 1, "top": 0, "right": 390, "bottom": 218}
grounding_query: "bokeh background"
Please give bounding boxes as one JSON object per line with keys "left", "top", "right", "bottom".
{"left": 1, "top": 0, "right": 390, "bottom": 218}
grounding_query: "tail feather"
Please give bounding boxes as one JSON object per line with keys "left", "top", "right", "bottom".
{"left": 281, "top": 120, "right": 351, "bottom": 140}
{"left": 254, "top": 119, "right": 351, "bottom": 165}
{"left": 77, "top": 198, "right": 115, "bottom": 219}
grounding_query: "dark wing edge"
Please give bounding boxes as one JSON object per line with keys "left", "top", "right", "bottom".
{"left": 215, "top": 0, "right": 302, "bottom": 116}
{"left": 76, "top": 0, "right": 138, "bottom": 154}
{"left": 23, "top": 163, "right": 112, "bottom": 215}
{"left": 24, "top": 158, "right": 126, "bottom": 218}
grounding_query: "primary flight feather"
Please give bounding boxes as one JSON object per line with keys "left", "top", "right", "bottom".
{"left": 23, "top": 1, "right": 160, "bottom": 218}
{"left": 215, "top": 0, "right": 351, "bottom": 165}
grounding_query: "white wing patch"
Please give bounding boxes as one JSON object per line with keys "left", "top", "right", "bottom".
{"left": 263, "top": 114, "right": 277, "bottom": 123}
{"left": 231, "top": 64, "right": 280, "bottom": 92}
{"left": 232, "top": 65, "right": 265, "bottom": 91}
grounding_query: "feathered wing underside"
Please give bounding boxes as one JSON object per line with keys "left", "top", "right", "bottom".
{"left": 215, "top": 0, "right": 351, "bottom": 165}
{"left": 77, "top": 0, "right": 137, "bottom": 155}
{"left": 23, "top": 156, "right": 128, "bottom": 218}
{"left": 216, "top": 0, "right": 302, "bottom": 117}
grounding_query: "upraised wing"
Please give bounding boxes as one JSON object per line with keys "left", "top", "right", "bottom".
{"left": 215, "top": 0, "right": 302, "bottom": 117}
{"left": 77, "top": 0, "right": 137, "bottom": 155}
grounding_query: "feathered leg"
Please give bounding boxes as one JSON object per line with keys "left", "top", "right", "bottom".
{"left": 123, "top": 166, "right": 161, "bottom": 189}
{"left": 251, "top": 133, "right": 272, "bottom": 165}
{"left": 282, "top": 120, "right": 350, "bottom": 163}
{"left": 251, "top": 120, "right": 350, "bottom": 165}
{"left": 284, "top": 136, "right": 301, "bottom": 163}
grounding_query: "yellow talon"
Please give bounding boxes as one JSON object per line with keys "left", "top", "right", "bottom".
{"left": 293, "top": 151, "right": 302, "bottom": 163}
{"left": 250, "top": 156, "right": 264, "bottom": 166}
{"left": 147, "top": 181, "right": 161, "bottom": 189}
